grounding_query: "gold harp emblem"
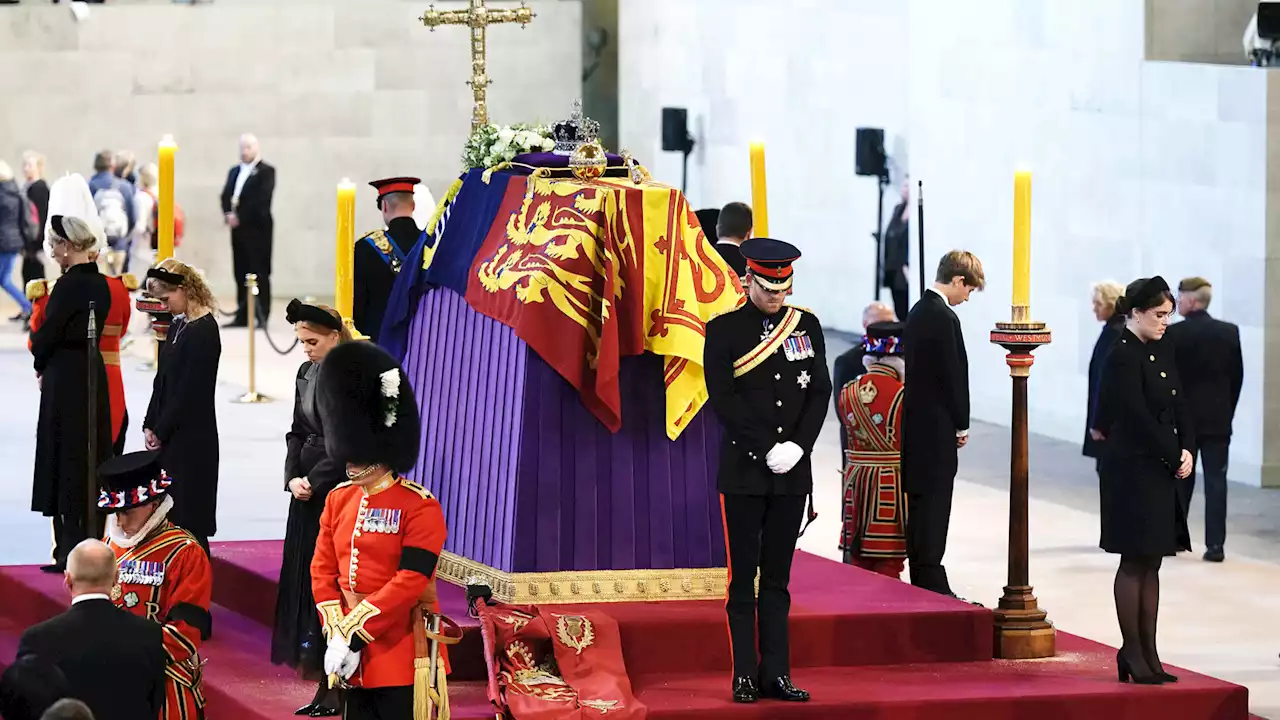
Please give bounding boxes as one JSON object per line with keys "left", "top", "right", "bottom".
{"left": 554, "top": 614, "right": 595, "bottom": 655}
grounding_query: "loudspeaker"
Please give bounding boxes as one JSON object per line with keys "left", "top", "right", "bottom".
{"left": 1260, "top": 2, "right": 1280, "bottom": 39}
{"left": 855, "top": 128, "right": 887, "bottom": 178}
{"left": 662, "top": 108, "right": 692, "bottom": 153}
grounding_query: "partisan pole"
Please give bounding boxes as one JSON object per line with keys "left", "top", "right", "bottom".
{"left": 85, "top": 301, "right": 100, "bottom": 540}
{"left": 916, "top": 180, "right": 926, "bottom": 300}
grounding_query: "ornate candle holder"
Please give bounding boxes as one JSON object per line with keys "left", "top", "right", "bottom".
{"left": 988, "top": 305, "right": 1055, "bottom": 659}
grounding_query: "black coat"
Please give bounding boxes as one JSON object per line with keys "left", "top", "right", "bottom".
{"left": 881, "top": 200, "right": 909, "bottom": 291}
{"left": 0, "top": 179, "right": 24, "bottom": 253}
{"left": 1083, "top": 314, "right": 1124, "bottom": 458}
{"left": 17, "top": 598, "right": 166, "bottom": 720}
{"left": 713, "top": 241, "right": 747, "bottom": 278}
{"left": 354, "top": 216, "right": 420, "bottom": 342}
{"left": 273, "top": 361, "right": 346, "bottom": 669}
{"left": 30, "top": 263, "right": 113, "bottom": 517}
{"left": 1096, "top": 329, "right": 1193, "bottom": 556}
{"left": 704, "top": 302, "right": 831, "bottom": 495}
{"left": 220, "top": 162, "right": 275, "bottom": 231}
{"left": 145, "top": 313, "right": 221, "bottom": 538}
{"left": 1165, "top": 310, "right": 1243, "bottom": 439}
{"left": 901, "top": 290, "right": 969, "bottom": 496}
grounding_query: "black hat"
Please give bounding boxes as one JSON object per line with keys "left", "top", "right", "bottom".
{"left": 285, "top": 298, "right": 342, "bottom": 332}
{"left": 369, "top": 177, "right": 421, "bottom": 209}
{"left": 317, "top": 341, "right": 420, "bottom": 473}
{"left": 145, "top": 267, "right": 184, "bottom": 287}
{"left": 97, "top": 450, "right": 171, "bottom": 512}
{"left": 740, "top": 237, "right": 801, "bottom": 292}
{"left": 1118, "top": 276, "right": 1171, "bottom": 314}
{"left": 862, "top": 321, "right": 904, "bottom": 356}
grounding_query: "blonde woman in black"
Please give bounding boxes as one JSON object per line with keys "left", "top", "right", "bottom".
{"left": 272, "top": 300, "right": 350, "bottom": 717}
{"left": 142, "top": 258, "right": 222, "bottom": 554}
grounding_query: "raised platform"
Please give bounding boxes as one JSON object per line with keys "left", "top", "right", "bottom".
{"left": 0, "top": 541, "right": 1252, "bottom": 720}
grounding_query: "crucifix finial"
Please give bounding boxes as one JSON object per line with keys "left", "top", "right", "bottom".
{"left": 419, "top": 0, "right": 537, "bottom": 130}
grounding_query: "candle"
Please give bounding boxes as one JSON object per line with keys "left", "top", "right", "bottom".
{"left": 335, "top": 179, "right": 357, "bottom": 321}
{"left": 749, "top": 141, "right": 769, "bottom": 237}
{"left": 1012, "top": 170, "right": 1031, "bottom": 308}
{"left": 157, "top": 135, "right": 177, "bottom": 262}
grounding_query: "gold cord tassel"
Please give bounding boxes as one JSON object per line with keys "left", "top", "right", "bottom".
{"left": 426, "top": 178, "right": 465, "bottom": 238}
{"left": 413, "top": 657, "right": 431, "bottom": 720}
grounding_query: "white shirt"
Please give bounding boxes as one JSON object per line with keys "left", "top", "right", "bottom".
{"left": 231, "top": 159, "right": 260, "bottom": 206}
{"left": 925, "top": 285, "right": 969, "bottom": 439}
{"left": 72, "top": 593, "right": 111, "bottom": 605}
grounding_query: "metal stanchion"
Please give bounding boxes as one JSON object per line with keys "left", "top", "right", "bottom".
{"left": 233, "top": 273, "right": 272, "bottom": 404}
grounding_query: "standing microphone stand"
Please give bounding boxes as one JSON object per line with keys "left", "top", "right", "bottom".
{"left": 85, "top": 302, "right": 101, "bottom": 541}
{"left": 916, "top": 180, "right": 926, "bottom": 301}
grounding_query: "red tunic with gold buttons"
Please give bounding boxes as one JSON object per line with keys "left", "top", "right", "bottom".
{"left": 101, "top": 273, "right": 134, "bottom": 444}
{"left": 107, "top": 519, "right": 213, "bottom": 720}
{"left": 311, "top": 475, "right": 449, "bottom": 688}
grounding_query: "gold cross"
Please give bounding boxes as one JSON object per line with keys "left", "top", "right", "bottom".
{"left": 420, "top": 0, "right": 536, "bottom": 131}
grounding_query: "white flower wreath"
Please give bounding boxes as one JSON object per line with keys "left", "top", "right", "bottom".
{"left": 379, "top": 369, "right": 400, "bottom": 427}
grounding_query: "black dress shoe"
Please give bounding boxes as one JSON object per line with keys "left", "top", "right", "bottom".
{"left": 294, "top": 704, "right": 317, "bottom": 716}
{"left": 308, "top": 706, "right": 339, "bottom": 717}
{"left": 1203, "top": 546, "right": 1224, "bottom": 563}
{"left": 732, "top": 676, "right": 759, "bottom": 703}
{"left": 760, "top": 676, "right": 810, "bottom": 702}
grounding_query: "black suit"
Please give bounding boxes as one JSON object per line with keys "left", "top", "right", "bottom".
{"left": 713, "top": 241, "right": 747, "bottom": 278}
{"left": 832, "top": 340, "right": 868, "bottom": 450}
{"left": 16, "top": 598, "right": 165, "bottom": 720}
{"left": 881, "top": 201, "right": 910, "bottom": 318}
{"left": 1165, "top": 309, "right": 1243, "bottom": 550}
{"left": 704, "top": 301, "right": 830, "bottom": 682}
{"left": 901, "top": 289, "right": 969, "bottom": 595}
{"left": 353, "top": 216, "right": 420, "bottom": 343}
{"left": 220, "top": 161, "right": 276, "bottom": 323}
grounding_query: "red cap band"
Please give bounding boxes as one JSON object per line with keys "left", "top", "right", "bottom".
{"left": 746, "top": 259, "right": 794, "bottom": 279}
{"left": 376, "top": 182, "right": 416, "bottom": 197}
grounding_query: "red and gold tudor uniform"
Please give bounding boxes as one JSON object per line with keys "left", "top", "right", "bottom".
{"left": 837, "top": 322, "right": 908, "bottom": 579}
{"left": 99, "top": 450, "right": 213, "bottom": 720}
{"left": 312, "top": 475, "right": 448, "bottom": 688}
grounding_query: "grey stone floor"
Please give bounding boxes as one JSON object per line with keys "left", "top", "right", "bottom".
{"left": 1, "top": 302, "right": 1276, "bottom": 715}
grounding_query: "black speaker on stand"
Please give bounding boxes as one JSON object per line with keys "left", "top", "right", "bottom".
{"left": 662, "top": 107, "right": 696, "bottom": 195}
{"left": 856, "top": 127, "right": 890, "bottom": 301}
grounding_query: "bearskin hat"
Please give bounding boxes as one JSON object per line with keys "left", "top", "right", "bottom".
{"left": 317, "top": 341, "right": 420, "bottom": 474}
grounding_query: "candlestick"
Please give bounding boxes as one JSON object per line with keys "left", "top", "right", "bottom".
{"left": 1012, "top": 170, "right": 1031, "bottom": 310}
{"left": 335, "top": 179, "right": 356, "bottom": 323}
{"left": 157, "top": 135, "right": 177, "bottom": 262}
{"left": 749, "top": 141, "right": 769, "bottom": 237}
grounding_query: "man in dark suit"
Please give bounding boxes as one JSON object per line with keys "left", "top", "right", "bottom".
{"left": 354, "top": 177, "right": 422, "bottom": 342}
{"left": 901, "top": 250, "right": 984, "bottom": 596}
{"left": 881, "top": 179, "right": 911, "bottom": 319}
{"left": 220, "top": 133, "right": 276, "bottom": 327}
{"left": 832, "top": 302, "right": 896, "bottom": 448}
{"left": 704, "top": 238, "right": 830, "bottom": 704}
{"left": 15, "top": 539, "right": 165, "bottom": 720}
{"left": 1166, "top": 277, "right": 1243, "bottom": 563}
{"left": 712, "top": 201, "right": 751, "bottom": 278}
{"left": 0, "top": 656, "right": 68, "bottom": 720}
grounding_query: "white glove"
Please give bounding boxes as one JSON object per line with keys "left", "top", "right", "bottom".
{"left": 338, "top": 649, "right": 361, "bottom": 679}
{"left": 766, "top": 441, "right": 804, "bottom": 474}
{"left": 324, "top": 637, "right": 350, "bottom": 676}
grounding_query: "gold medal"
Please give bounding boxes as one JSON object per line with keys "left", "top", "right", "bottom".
{"left": 110, "top": 584, "right": 122, "bottom": 602}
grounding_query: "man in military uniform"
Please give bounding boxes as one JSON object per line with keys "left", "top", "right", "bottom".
{"left": 310, "top": 342, "right": 453, "bottom": 720}
{"left": 354, "top": 177, "right": 423, "bottom": 342}
{"left": 99, "top": 450, "right": 213, "bottom": 720}
{"left": 703, "top": 237, "right": 831, "bottom": 704}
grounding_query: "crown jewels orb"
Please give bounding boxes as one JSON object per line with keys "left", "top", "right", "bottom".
{"left": 570, "top": 141, "right": 607, "bottom": 181}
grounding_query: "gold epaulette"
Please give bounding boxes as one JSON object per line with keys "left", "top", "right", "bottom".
{"left": 333, "top": 480, "right": 353, "bottom": 491}
{"left": 25, "top": 279, "right": 50, "bottom": 301}
{"left": 358, "top": 229, "right": 387, "bottom": 246}
{"left": 399, "top": 479, "right": 435, "bottom": 500}
{"left": 785, "top": 304, "right": 814, "bottom": 315}
{"left": 120, "top": 273, "right": 139, "bottom": 291}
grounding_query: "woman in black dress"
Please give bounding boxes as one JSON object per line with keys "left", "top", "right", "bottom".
{"left": 1083, "top": 280, "right": 1125, "bottom": 463}
{"left": 30, "top": 209, "right": 113, "bottom": 571}
{"left": 1096, "top": 276, "right": 1193, "bottom": 685}
{"left": 142, "top": 259, "right": 222, "bottom": 553}
{"left": 271, "top": 300, "right": 349, "bottom": 717}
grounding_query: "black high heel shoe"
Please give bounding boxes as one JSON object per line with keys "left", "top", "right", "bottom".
{"left": 1116, "top": 650, "right": 1165, "bottom": 685}
{"left": 1156, "top": 669, "right": 1178, "bottom": 683}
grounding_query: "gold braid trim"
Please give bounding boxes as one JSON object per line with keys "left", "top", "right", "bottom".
{"left": 426, "top": 178, "right": 464, "bottom": 238}
{"left": 334, "top": 599, "right": 380, "bottom": 646}
{"left": 316, "top": 600, "right": 344, "bottom": 640}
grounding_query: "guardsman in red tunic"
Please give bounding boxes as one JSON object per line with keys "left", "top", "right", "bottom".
{"left": 310, "top": 341, "right": 453, "bottom": 720}
{"left": 101, "top": 272, "right": 135, "bottom": 454}
{"left": 837, "top": 321, "right": 909, "bottom": 579}
{"left": 99, "top": 450, "right": 213, "bottom": 720}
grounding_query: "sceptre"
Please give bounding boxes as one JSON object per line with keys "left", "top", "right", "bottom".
{"left": 917, "top": 181, "right": 926, "bottom": 300}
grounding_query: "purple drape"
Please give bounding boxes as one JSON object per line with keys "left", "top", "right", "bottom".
{"left": 402, "top": 288, "right": 726, "bottom": 574}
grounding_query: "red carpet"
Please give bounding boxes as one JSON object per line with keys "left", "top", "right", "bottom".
{"left": 0, "top": 542, "right": 1251, "bottom": 720}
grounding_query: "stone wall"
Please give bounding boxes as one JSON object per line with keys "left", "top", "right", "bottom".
{"left": 0, "top": 0, "right": 582, "bottom": 299}
{"left": 1146, "top": 0, "right": 1259, "bottom": 65}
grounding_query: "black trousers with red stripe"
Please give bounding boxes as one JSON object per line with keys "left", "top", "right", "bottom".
{"left": 722, "top": 493, "right": 806, "bottom": 682}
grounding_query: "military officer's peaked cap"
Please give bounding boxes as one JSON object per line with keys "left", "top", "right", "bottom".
{"left": 369, "top": 177, "right": 421, "bottom": 208}
{"left": 98, "top": 450, "right": 172, "bottom": 512}
{"left": 740, "top": 237, "right": 801, "bottom": 292}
